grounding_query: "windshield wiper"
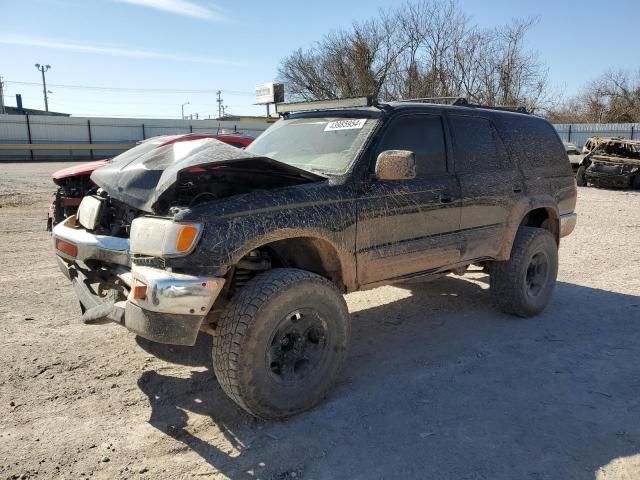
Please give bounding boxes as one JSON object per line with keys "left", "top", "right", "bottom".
{"left": 307, "top": 168, "right": 332, "bottom": 177}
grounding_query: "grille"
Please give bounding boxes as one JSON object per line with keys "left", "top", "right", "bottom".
{"left": 131, "top": 256, "right": 166, "bottom": 269}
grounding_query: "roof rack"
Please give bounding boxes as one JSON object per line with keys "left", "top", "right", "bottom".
{"left": 396, "top": 96, "right": 463, "bottom": 104}
{"left": 395, "top": 96, "right": 528, "bottom": 114}
{"left": 274, "top": 95, "right": 529, "bottom": 116}
{"left": 275, "top": 96, "right": 375, "bottom": 115}
{"left": 452, "top": 98, "right": 528, "bottom": 114}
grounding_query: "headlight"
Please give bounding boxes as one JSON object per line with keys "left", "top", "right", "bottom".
{"left": 631, "top": 167, "right": 639, "bottom": 174}
{"left": 130, "top": 217, "right": 202, "bottom": 257}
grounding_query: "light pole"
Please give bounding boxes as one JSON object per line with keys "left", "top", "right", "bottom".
{"left": 181, "top": 101, "right": 190, "bottom": 119}
{"left": 34, "top": 63, "right": 51, "bottom": 112}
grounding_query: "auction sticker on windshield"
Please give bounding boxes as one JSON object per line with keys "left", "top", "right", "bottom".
{"left": 324, "top": 119, "right": 367, "bottom": 131}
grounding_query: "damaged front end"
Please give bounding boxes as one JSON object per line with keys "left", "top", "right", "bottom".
{"left": 52, "top": 205, "right": 226, "bottom": 345}
{"left": 582, "top": 139, "right": 640, "bottom": 189}
{"left": 52, "top": 138, "right": 324, "bottom": 345}
{"left": 585, "top": 159, "right": 640, "bottom": 188}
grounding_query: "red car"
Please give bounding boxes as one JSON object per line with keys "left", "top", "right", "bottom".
{"left": 48, "top": 134, "right": 254, "bottom": 230}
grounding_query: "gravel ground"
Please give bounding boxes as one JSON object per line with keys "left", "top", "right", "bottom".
{"left": 1, "top": 162, "right": 639, "bottom": 480}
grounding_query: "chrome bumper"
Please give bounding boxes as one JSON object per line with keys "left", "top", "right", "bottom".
{"left": 128, "top": 265, "right": 224, "bottom": 316}
{"left": 53, "top": 216, "right": 225, "bottom": 345}
{"left": 560, "top": 212, "right": 577, "bottom": 238}
{"left": 52, "top": 215, "right": 130, "bottom": 266}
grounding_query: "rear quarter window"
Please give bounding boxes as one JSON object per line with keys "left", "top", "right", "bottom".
{"left": 497, "top": 115, "right": 570, "bottom": 174}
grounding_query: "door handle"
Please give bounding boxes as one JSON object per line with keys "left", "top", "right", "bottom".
{"left": 440, "top": 194, "right": 453, "bottom": 204}
{"left": 512, "top": 186, "right": 523, "bottom": 194}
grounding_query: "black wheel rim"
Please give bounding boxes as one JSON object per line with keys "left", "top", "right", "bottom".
{"left": 266, "top": 308, "right": 329, "bottom": 385}
{"left": 526, "top": 251, "right": 549, "bottom": 297}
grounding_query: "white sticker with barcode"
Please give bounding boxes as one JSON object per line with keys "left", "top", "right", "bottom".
{"left": 324, "top": 119, "right": 367, "bottom": 131}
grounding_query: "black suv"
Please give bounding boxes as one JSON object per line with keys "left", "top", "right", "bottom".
{"left": 52, "top": 97, "right": 577, "bottom": 419}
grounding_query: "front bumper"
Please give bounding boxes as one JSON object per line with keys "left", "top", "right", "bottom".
{"left": 560, "top": 212, "right": 577, "bottom": 238}
{"left": 53, "top": 216, "right": 225, "bottom": 345}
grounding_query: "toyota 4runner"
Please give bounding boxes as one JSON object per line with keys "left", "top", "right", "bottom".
{"left": 52, "top": 97, "right": 577, "bottom": 419}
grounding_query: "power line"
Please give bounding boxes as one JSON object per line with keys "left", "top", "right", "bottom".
{"left": 5, "top": 80, "right": 254, "bottom": 96}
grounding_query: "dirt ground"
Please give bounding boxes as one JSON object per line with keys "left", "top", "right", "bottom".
{"left": 1, "top": 162, "right": 639, "bottom": 480}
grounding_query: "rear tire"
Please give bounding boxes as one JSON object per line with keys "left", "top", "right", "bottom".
{"left": 632, "top": 174, "right": 640, "bottom": 190}
{"left": 213, "top": 268, "right": 350, "bottom": 419}
{"left": 576, "top": 165, "right": 587, "bottom": 186}
{"left": 490, "top": 227, "right": 558, "bottom": 317}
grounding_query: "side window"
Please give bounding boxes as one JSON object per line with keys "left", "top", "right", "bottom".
{"left": 449, "top": 115, "right": 506, "bottom": 173}
{"left": 377, "top": 115, "right": 447, "bottom": 175}
{"left": 499, "top": 116, "right": 568, "bottom": 171}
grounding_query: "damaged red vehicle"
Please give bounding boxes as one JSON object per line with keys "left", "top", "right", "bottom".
{"left": 47, "top": 134, "right": 253, "bottom": 230}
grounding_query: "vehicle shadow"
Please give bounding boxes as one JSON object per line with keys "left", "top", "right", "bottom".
{"left": 137, "top": 275, "right": 640, "bottom": 479}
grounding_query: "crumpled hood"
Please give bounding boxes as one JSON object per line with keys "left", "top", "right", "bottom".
{"left": 91, "top": 138, "right": 324, "bottom": 213}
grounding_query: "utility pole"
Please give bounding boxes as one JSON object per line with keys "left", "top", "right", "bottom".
{"left": 34, "top": 64, "right": 51, "bottom": 112}
{"left": 0, "top": 76, "right": 5, "bottom": 114}
{"left": 181, "top": 101, "right": 189, "bottom": 119}
{"left": 216, "top": 90, "right": 223, "bottom": 118}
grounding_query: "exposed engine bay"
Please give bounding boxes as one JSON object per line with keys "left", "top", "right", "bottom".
{"left": 90, "top": 138, "right": 324, "bottom": 215}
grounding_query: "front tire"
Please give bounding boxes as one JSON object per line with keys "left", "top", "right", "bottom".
{"left": 213, "top": 268, "right": 350, "bottom": 419}
{"left": 490, "top": 227, "right": 558, "bottom": 317}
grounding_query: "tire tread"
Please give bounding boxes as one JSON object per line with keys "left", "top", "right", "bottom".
{"left": 213, "top": 268, "right": 347, "bottom": 417}
{"left": 490, "top": 226, "right": 558, "bottom": 317}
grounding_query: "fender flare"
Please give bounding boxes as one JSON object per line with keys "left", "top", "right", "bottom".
{"left": 225, "top": 228, "right": 356, "bottom": 292}
{"left": 497, "top": 195, "right": 560, "bottom": 260}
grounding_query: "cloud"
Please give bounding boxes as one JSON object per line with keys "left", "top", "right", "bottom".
{"left": 0, "top": 35, "right": 243, "bottom": 66}
{"left": 113, "top": 0, "right": 226, "bottom": 21}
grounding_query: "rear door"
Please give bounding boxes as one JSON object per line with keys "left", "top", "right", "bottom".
{"left": 356, "top": 113, "right": 462, "bottom": 285}
{"left": 447, "top": 113, "right": 524, "bottom": 261}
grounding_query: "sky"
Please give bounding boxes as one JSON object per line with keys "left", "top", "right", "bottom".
{"left": 0, "top": 0, "right": 638, "bottom": 118}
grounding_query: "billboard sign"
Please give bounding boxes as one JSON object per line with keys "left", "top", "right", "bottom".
{"left": 255, "top": 82, "right": 284, "bottom": 105}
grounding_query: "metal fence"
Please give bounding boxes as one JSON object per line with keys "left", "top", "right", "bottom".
{"left": 0, "top": 114, "right": 271, "bottom": 161}
{"left": 1, "top": 114, "right": 639, "bottom": 162}
{"left": 553, "top": 123, "right": 639, "bottom": 149}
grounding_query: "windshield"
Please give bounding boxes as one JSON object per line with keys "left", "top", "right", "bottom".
{"left": 246, "top": 116, "right": 378, "bottom": 174}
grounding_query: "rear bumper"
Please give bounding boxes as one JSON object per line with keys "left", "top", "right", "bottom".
{"left": 53, "top": 216, "right": 225, "bottom": 345}
{"left": 560, "top": 212, "right": 577, "bottom": 238}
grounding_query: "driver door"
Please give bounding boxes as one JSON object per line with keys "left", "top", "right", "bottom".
{"left": 355, "top": 113, "right": 462, "bottom": 286}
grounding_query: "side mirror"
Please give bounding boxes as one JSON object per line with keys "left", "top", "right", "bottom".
{"left": 375, "top": 150, "right": 416, "bottom": 181}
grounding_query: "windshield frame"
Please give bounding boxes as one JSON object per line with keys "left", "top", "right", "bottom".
{"left": 247, "top": 109, "right": 382, "bottom": 176}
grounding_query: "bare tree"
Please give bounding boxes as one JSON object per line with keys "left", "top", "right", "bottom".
{"left": 547, "top": 69, "right": 640, "bottom": 123}
{"left": 278, "top": 1, "right": 553, "bottom": 112}
{"left": 279, "top": 13, "right": 405, "bottom": 100}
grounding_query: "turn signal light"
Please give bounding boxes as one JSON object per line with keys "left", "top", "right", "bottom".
{"left": 175, "top": 225, "right": 199, "bottom": 253}
{"left": 132, "top": 281, "right": 147, "bottom": 300}
{"left": 56, "top": 239, "right": 78, "bottom": 258}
